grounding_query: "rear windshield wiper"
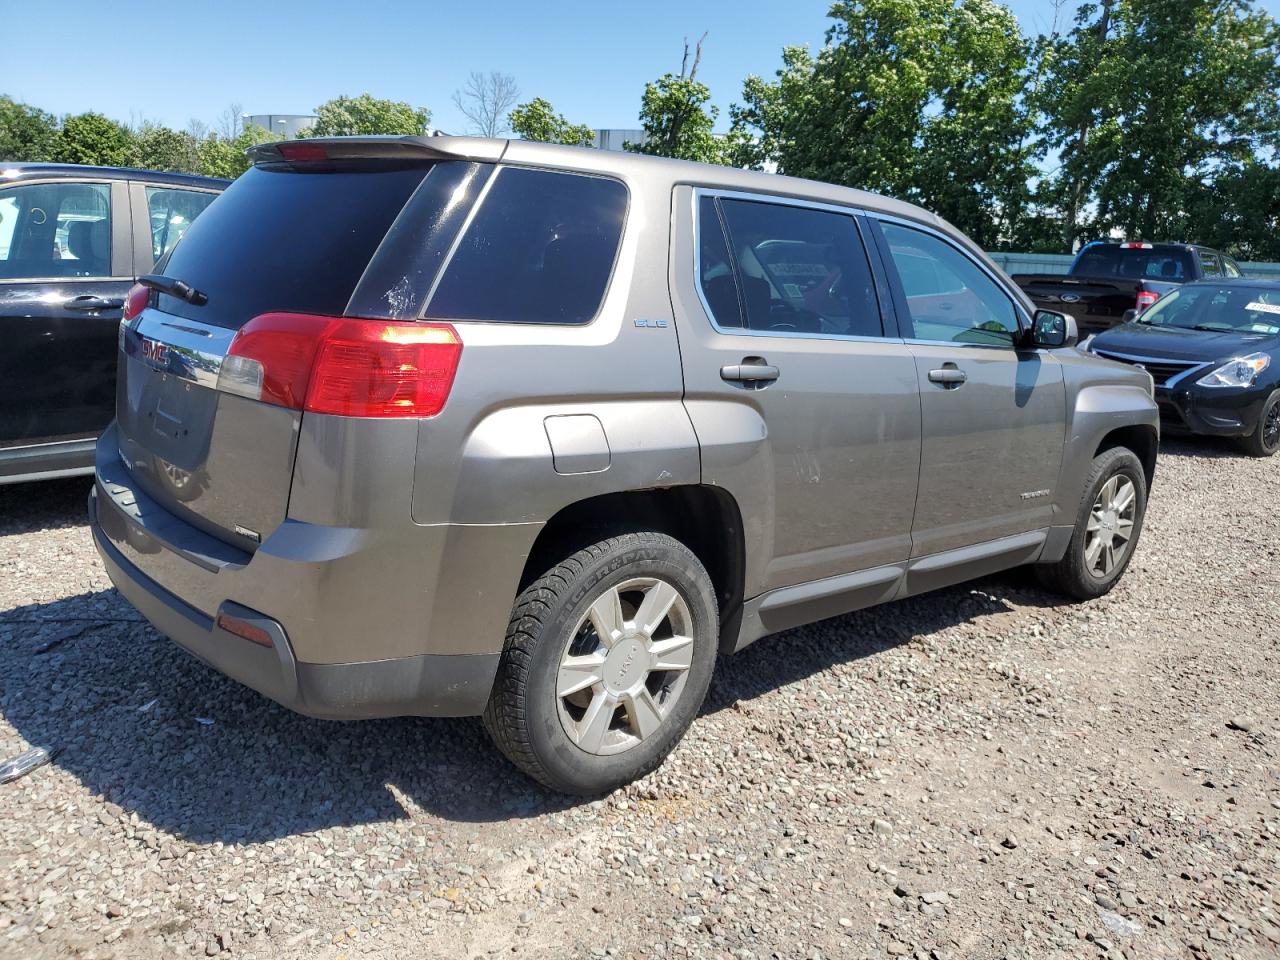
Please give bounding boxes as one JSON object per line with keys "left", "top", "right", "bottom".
{"left": 137, "top": 273, "right": 208, "bottom": 307}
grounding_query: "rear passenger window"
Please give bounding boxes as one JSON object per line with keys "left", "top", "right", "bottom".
{"left": 880, "top": 223, "right": 1019, "bottom": 346}
{"left": 1199, "top": 251, "right": 1221, "bottom": 277}
{"left": 426, "top": 167, "right": 626, "bottom": 325}
{"left": 703, "top": 196, "right": 882, "bottom": 337}
{"left": 145, "top": 187, "right": 217, "bottom": 264}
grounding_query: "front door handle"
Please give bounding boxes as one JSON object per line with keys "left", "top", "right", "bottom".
{"left": 721, "top": 359, "right": 780, "bottom": 385}
{"left": 64, "top": 296, "right": 124, "bottom": 312}
{"left": 928, "top": 365, "right": 968, "bottom": 387}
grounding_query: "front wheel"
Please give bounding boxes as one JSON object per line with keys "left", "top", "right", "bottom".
{"left": 483, "top": 532, "right": 718, "bottom": 795}
{"left": 1036, "top": 447, "right": 1148, "bottom": 601}
{"left": 1240, "top": 389, "right": 1280, "bottom": 458}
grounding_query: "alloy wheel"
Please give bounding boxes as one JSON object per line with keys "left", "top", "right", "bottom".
{"left": 1264, "top": 397, "right": 1280, "bottom": 451}
{"left": 1084, "top": 474, "right": 1137, "bottom": 578}
{"left": 555, "top": 577, "right": 694, "bottom": 756}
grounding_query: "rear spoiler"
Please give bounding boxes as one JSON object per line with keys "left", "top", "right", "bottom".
{"left": 247, "top": 135, "right": 509, "bottom": 166}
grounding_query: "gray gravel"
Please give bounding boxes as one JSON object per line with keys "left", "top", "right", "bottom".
{"left": 1, "top": 436, "right": 1278, "bottom": 959}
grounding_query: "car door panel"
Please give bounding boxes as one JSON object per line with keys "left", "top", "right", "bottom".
{"left": 906, "top": 342, "right": 1065, "bottom": 555}
{"left": 870, "top": 217, "right": 1067, "bottom": 557}
{"left": 670, "top": 188, "right": 922, "bottom": 598}
{"left": 0, "top": 179, "right": 130, "bottom": 447}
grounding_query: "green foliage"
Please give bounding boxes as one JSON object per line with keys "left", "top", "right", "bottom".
{"left": 195, "top": 125, "right": 279, "bottom": 180}
{"left": 730, "top": 0, "right": 1041, "bottom": 247}
{"left": 1041, "top": 0, "right": 1280, "bottom": 253}
{"left": 628, "top": 74, "right": 726, "bottom": 164}
{"left": 0, "top": 96, "right": 59, "bottom": 162}
{"left": 55, "top": 112, "right": 133, "bottom": 167}
{"left": 508, "top": 98, "right": 595, "bottom": 146}
{"left": 128, "top": 123, "right": 199, "bottom": 173}
{"left": 304, "top": 93, "right": 431, "bottom": 137}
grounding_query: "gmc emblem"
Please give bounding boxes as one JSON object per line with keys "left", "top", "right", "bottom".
{"left": 140, "top": 338, "right": 169, "bottom": 365}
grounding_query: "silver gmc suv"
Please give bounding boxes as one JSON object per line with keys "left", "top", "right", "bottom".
{"left": 90, "top": 136, "right": 1159, "bottom": 795}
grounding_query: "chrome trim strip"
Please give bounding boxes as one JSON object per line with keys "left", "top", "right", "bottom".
{"left": 1092, "top": 348, "right": 1212, "bottom": 387}
{"left": 125, "top": 310, "right": 235, "bottom": 389}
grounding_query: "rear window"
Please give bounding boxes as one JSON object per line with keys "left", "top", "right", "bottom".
{"left": 157, "top": 163, "right": 431, "bottom": 328}
{"left": 425, "top": 167, "right": 627, "bottom": 325}
{"left": 1073, "top": 245, "right": 1194, "bottom": 281}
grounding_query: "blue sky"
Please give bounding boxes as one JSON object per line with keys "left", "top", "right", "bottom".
{"left": 4, "top": 0, "right": 1280, "bottom": 135}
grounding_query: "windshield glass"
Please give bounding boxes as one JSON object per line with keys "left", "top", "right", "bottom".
{"left": 1073, "top": 245, "right": 1194, "bottom": 280}
{"left": 1139, "top": 285, "right": 1280, "bottom": 334}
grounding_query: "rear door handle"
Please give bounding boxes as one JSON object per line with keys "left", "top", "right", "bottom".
{"left": 928, "top": 366, "right": 967, "bottom": 386}
{"left": 721, "top": 361, "right": 780, "bottom": 385}
{"left": 64, "top": 296, "right": 124, "bottom": 312}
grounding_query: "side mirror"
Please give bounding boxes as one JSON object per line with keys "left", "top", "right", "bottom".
{"left": 1030, "top": 309, "right": 1078, "bottom": 349}
{"left": 1121, "top": 308, "right": 1138, "bottom": 325}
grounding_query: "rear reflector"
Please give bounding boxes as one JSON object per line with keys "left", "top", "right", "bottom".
{"left": 1135, "top": 289, "right": 1160, "bottom": 313}
{"left": 215, "top": 612, "right": 273, "bottom": 647}
{"left": 122, "top": 282, "right": 150, "bottom": 322}
{"left": 219, "top": 314, "right": 462, "bottom": 418}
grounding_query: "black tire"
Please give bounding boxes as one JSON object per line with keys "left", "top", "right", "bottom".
{"left": 482, "top": 531, "right": 718, "bottom": 796}
{"left": 1239, "top": 389, "right": 1280, "bottom": 458}
{"left": 1036, "top": 447, "right": 1148, "bottom": 601}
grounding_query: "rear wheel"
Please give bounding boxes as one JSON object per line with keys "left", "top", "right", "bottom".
{"left": 1240, "top": 389, "right": 1280, "bottom": 458}
{"left": 483, "top": 532, "right": 718, "bottom": 795}
{"left": 1036, "top": 447, "right": 1147, "bottom": 600}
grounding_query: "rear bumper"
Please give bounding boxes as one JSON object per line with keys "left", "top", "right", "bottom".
{"left": 91, "top": 488, "right": 501, "bottom": 718}
{"left": 92, "top": 498, "right": 499, "bottom": 718}
{"left": 88, "top": 423, "right": 534, "bottom": 719}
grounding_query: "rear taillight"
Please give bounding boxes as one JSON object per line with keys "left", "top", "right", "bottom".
{"left": 218, "top": 314, "right": 462, "bottom": 418}
{"left": 1135, "top": 289, "right": 1160, "bottom": 313}
{"left": 122, "top": 282, "right": 149, "bottom": 322}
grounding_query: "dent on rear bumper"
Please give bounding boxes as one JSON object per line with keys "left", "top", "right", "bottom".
{"left": 91, "top": 490, "right": 501, "bottom": 718}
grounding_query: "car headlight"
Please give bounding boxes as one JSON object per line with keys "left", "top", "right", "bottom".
{"left": 1196, "top": 352, "right": 1271, "bottom": 388}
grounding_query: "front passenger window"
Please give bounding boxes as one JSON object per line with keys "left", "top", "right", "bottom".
{"left": 0, "top": 181, "right": 112, "bottom": 280}
{"left": 880, "top": 223, "right": 1019, "bottom": 346}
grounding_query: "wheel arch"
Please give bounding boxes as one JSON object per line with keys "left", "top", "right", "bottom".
{"left": 1094, "top": 423, "right": 1158, "bottom": 489}
{"left": 518, "top": 485, "right": 747, "bottom": 654}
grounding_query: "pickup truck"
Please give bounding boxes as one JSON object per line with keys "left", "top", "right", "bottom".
{"left": 1012, "top": 241, "right": 1245, "bottom": 336}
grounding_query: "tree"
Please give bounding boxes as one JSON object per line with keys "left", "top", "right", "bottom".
{"left": 303, "top": 93, "right": 431, "bottom": 137}
{"left": 453, "top": 71, "right": 520, "bottom": 137}
{"left": 729, "top": 0, "right": 1041, "bottom": 246}
{"left": 508, "top": 98, "right": 596, "bottom": 146}
{"left": 0, "top": 96, "right": 59, "bottom": 162}
{"left": 56, "top": 112, "right": 133, "bottom": 167}
{"left": 128, "top": 123, "right": 199, "bottom": 173}
{"left": 196, "top": 125, "right": 279, "bottom": 180}
{"left": 1040, "top": 0, "right": 1280, "bottom": 249}
{"left": 627, "top": 34, "right": 726, "bottom": 164}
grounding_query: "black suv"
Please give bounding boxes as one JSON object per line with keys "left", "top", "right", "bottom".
{"left": 0, "top": 164, "right": 226, "bottom": 484}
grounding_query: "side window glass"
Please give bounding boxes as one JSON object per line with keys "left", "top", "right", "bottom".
{"left": 0, "top": 182, "right": 112, "bottom": 280}
{"left": 1199, "top": 251, "right": 1221, "bottom": 277}
{"left": 880, "top": 222, "right": 1018, "bottom": 346}
{"left": 1223, "top": 258, "right": 1242, "bottom": 279}
{"left": 426, "top": 167, "right": 626, "bottom": 325}
{"left": 697, "top": 196, "right": 742, "bottom": 328}
{"left": 716, "top": 198, "right": 882, "bottom": 337}
{"left": 145, "top": 187, "right": 217, "bottom": 264}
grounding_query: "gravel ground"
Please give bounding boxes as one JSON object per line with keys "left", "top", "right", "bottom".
{"left": 1, "top": 438, "right": 1277, "bottom": 960}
